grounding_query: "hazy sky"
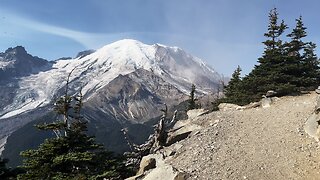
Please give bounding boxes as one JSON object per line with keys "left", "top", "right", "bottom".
{"left": 0, "top": 0, "right": 320, "bottom": 76}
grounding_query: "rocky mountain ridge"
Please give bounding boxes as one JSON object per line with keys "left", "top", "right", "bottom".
{"left": 0, "top": 46, "right": 50, "bottom": 83}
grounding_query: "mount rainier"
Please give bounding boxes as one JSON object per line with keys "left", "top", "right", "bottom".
{"left": 0, "top": 39, "right": 222, "bottom": 166}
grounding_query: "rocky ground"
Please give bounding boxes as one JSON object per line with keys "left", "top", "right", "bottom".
{"left": 165, "top": 92, "right": 320, "bottom": 180}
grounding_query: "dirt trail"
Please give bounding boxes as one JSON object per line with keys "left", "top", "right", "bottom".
{"left": 169, "top": 92, "right": 320, "bottom": 180}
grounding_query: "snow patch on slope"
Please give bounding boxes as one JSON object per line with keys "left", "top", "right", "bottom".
{"left": 0, "top": 60, "right": 15, "bottom": 69}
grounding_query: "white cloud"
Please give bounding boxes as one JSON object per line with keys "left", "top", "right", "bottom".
{"left": 0, "top": 8, "right": 136, "bottom": 49}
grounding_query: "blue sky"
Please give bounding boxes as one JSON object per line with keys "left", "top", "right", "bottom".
{"left": 0, "top": 0, "right": 320, "bottom": 76}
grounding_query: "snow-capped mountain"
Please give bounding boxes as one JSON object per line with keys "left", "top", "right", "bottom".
{"left": 0, "top": 39, "right": 222, "bottom": 166}
{"left": 0, "top": 39, "right": 221, "bottom": 120}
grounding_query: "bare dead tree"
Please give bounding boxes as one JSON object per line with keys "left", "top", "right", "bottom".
{"left": 39, "top": 67, "right": 80, "bottom": 138}
{"left": 122, "top": 104, "right": 179, "bottom": 171}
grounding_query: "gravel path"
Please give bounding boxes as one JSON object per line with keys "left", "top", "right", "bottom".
{"left": 168, "top": 93, "right": 320, "bottom": 180}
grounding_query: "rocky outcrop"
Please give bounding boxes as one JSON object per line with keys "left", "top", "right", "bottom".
{"left": 166, "top": 119, "right": 202, "bottom": 146}
{"left": 218, "top": 102, "right": 261, "bottom": 111}
{"left": 265, "top": 90, "right": 277, "bottom": 97}
{"left": 305, "top": 95, "right": 320, "bottom": 141}
{"left": 304, "top": 113, "right": 320, "bottom": 141}
{"left": 126, "top": 154, "right": 188, "bottom": 180}
{"left": 315, "top": 86, "right": 320, "bottom": 94}
{"left": 137, "top": 157, "right": 157, "bottom": 175}
{"left": 186, "top": 109, "right": 209, "bottom": 119}
{"left": 218, "top": 103, "right": 242, "bottom": 111}
{"left": 261, "top": 97, "right": 272, "bottom": 108}
{"left": 126, "top": 109, "right": 208, "bottom": 180}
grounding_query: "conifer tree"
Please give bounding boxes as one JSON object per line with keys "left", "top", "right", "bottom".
{"left": 284, "top": 16, "right": 320, "bottom": 90}
{"left": 243, "top": 8, "right": 292, "bottom": 100}
{"left": 286, "top": 16, "right": 306, "bottom": 52}
{"left": 301, "top": 42, "right": 320, "bottom": 89}
{"left": 218, "top": 9, "right": 319, "bottom": 106}
{"left": 18, "top": 71, "right": 132, "bottom": 179}
{"left": 187, "top": 84, "right": 198, "bottom": 110}
{"left": 284, "top": 16, "right": 308, "bottom": 88}
{"left": 223, "top": 66, "right": 249, "bottom": 105}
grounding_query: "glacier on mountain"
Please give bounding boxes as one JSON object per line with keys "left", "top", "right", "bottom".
{"left": 0, "top": 39, "right": 221, "bottom": 119}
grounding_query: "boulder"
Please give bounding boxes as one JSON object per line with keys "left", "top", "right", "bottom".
{"left": 304, "top": 113, "right": 320, "bottom": 141}
{"left": 137, "top": 157, "right": 157, "bottom": 175}
{"left": 218, "top": 102, "right": 260, "bottom": 111}
{"left": 304, "top": 96, "right": 320, "bottom": 142}
{"left": 218, "top": 103, "right": 242, "bottom": 111}
{"left": 126, "top": 154, "right": 187, "bottom": 180}
{"left": 187, "top": 109, "right": 208, "bottom": 120}
{"left": 265, "top": 90, "right": 277, "bottom": 97}
{"left": 243, "top": 102, "right": 261, "bottom": 109}
{"left": 315, "top": 96, "right": 320, "bottom": 113}
{"left": 316, "top": 86, "right": 320, "bottom": 94}
{"left": 261, "top": 97, "right": 272, "bottom": 108}
{"left": 166, "top": 122, "right": 202, "bottom": 146}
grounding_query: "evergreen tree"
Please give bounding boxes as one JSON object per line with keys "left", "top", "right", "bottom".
{"left": 284, "top": 16, "right": 320, "bottom": 90}
{"left": 187, "top": 84, "right": 198, "bottom": 110}
{"left": 242, "top": 8, "right": 293, "bottom": 100}
{"left": 301, "top": 42, "right": 320, "bottom": 89}
{"left": 284, "top": 16, "right": 308, "bottom": 89}
{"left": 286, "top": 16, "right": 306, "bottom": 52}
{"left": 223, "top": 66, "right": 250, "bottom": 105}
{"left": 216, "top": 9, "right": 319, "bottom": 107}
{"left": 224, "top": 66, "right": 242, "bottom": 98}
{"left": 18, "top": 71, "right": 132, "bottom": 179}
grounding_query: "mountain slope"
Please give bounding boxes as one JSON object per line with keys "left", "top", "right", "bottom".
{"left": 164, "top": 93, "right": 320, "bottom": 179}
{"left": 0, "top": 39, "right": 221, "bottom": 120}
{"left": 85, "top": 68, "right": 187, "bottom": 123}
{"left": 0, "top": 46, "right": 51, "bottom": 115}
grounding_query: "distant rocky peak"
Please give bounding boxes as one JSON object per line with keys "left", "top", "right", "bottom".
{"left": 0, "top": 45, "right": 49, "bottom": 83}
{"left": 1, "top": 46, "right": 47, "bottom": 65}
{"left": 5, "top": 46, "right": 27, "bottom": 55}
{"left": 75, "top": 49, "right": 95, "bottom": 59}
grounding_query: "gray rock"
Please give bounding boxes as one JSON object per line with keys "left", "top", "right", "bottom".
{"left": 243, "top": 102, "right": 261, "bottom": 109}
{"left": 261, "top": 97, "right": 272, "bottom": 108}
{"left": 166, "top": 121, "right": 202, "bottom": 146}
{"left": 126, "top": 154, "right": 187, "bottom": 180}
{"left": 187, "top": 109, "right": 209, "bottom": 119}
{"left": 304, "top": 113, "right": 320, "bottom": 141}
{"left": 218, "top": 103, "right": 242, "bottom": 111}
{"left": 315, "top": 97, "right": 320, "bottom": 113}
{"left": 137, "top": 157, "right": 157, "bottom": 175}
{"left": 266, "top": 90, "right": 277, "bottom": 97}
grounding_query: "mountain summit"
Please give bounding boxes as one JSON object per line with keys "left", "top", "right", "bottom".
{"left": 0, "top": 39, "right": 221, "bottom": 120}
{"left": 0, "top": 46, "right": 49, "bottom": 82}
